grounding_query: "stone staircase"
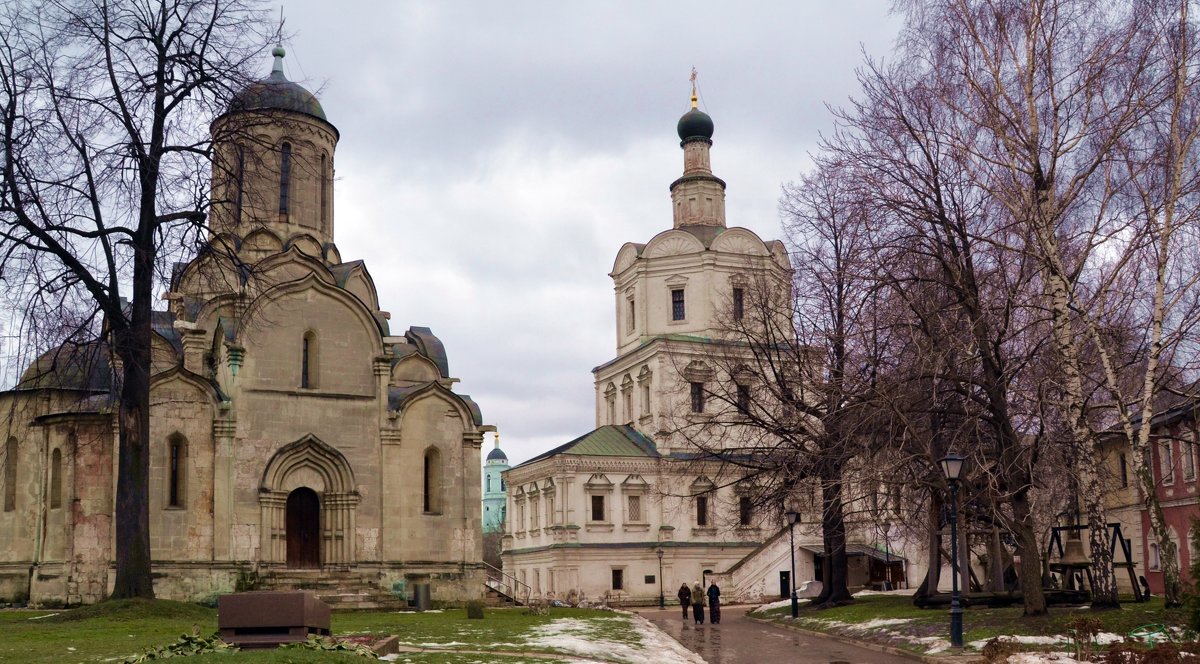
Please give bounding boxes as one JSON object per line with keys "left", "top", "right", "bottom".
{"left": 257, "top": 568, "right": 407, "bottom": 611}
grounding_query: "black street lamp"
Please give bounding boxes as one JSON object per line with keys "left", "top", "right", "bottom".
{"left": 940, "top": 452, "right": 966, "bottom": 649}
{"left": 785, "top": 510, "right": 801, "bottom": 619}
{"left": 656, "top": 547, "right": 665, "bottom": 609}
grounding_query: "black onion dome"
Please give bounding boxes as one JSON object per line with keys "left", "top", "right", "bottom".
{"left": 487, "top": 446, "right": 508, "bottom": 462}
{"left": 228, "top": 46, "right": 327, "bottom": 121}
{"left": 677, "top": 107, "right": 714, "bottom": 141}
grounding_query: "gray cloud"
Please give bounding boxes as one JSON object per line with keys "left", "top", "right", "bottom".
{"left": 273, "top": 1, "right": 901, "bottom": 465}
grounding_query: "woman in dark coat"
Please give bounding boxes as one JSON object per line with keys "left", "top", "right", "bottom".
{"left": 677, "top": 583, "right": 691, "bottom": 618}
{"left": 707, "top": 582, "right": 721, "bottom": 624}
{"left": 691, "top": 582, "right": 705, "bottom": 624}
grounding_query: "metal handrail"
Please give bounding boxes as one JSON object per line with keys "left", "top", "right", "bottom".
{"left": 482, "top": 561, "right": 531, "bottom": 605}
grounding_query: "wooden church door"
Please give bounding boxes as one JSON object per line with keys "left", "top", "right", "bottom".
{"left": 286, "top": 487, "right": 321, "bottom": 568}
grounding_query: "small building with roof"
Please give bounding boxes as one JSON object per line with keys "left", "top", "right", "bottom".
{"left": 0, "top": 46, "right": 491, "bottom": 607}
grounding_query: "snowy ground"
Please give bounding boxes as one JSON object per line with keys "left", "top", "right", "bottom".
{"left": 384, "top": 612, "right": 702, "bottom": 664}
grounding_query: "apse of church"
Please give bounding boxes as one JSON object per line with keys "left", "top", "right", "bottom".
{"left": 0, "top": 46, "right": 491, "bottom": 606}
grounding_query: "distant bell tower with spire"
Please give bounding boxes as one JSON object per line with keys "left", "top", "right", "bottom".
{"left": 482, "top": 433, "right": 509, "bottom": 533}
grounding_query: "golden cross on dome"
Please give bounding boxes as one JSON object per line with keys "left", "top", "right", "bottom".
{"left": 690, "top": 67, "right": 698, "bottom": 108}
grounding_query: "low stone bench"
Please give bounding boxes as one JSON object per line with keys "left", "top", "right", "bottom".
{"left": 217, "top": 591, "right": 331, "bottom": 649}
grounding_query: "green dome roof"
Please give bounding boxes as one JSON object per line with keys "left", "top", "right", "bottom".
{"left": 228, "top": 47, "right": 327, "bottom": 121}
{"left": 677, "top": 107, "right": 714, "bottom": 141}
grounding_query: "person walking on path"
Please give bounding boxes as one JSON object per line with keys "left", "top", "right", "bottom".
{"left": 677, "top": 583, "right": 691, "bottom": 619}
{"left": 691, "top": 582, "right": 705, "bottom": 624}
{"left": 707, "top": 581, "right": 721, "bottom": 624}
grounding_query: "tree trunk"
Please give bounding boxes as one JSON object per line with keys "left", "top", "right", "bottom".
{"left": 109, "top": 243, "right": 155, "bottom": 600}
{"left": 915, "top": 494, "right": 944, "bottom": 602}
{"left": 815, "top": 469, "right": 853, "bottom": 607}
{"left": 1011, "top": 489, "right": 1046, "bottom": 616}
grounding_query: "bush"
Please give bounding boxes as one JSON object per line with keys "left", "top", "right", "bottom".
{"left": 466, "top": 600, "right": 485, "bottom": 619}
{"left": 981, "top": 637, "right": 1017, "bottom": 663}
{"left": 1189, "top": 519, "right": 1200, "bottom": 633}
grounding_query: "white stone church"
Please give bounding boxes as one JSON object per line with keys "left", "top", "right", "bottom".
{"left": 500, "top": 94, "right": 915, "bottom": 604}
{"left": 0, "top": 48, "right": 490, "bottom": 607}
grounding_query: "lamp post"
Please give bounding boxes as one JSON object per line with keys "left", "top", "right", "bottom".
{"left": 656, "top": 547, "right": 665, "bottom": 609}
{"left": 785, "top": 510, "right": 801, "bottom": 619}
{"left": 940, "top": 452, "right": 965, "bottom": 650}
{"left": 882, "top": 520, "right": 892, "bottom": 590}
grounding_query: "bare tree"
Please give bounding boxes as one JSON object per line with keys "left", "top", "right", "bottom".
{"left": 0, "top": 0, "right": 271, "bottom": 598}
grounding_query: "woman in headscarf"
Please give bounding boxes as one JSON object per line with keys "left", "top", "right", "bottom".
{"left": 691, "top": 582, "right": 705, "bottom": 624}
{"left": 707, "top": 581, "right": 721, "bottom": 624}
{"left": 677, "top": 583, "right": 691, "bottom": 619}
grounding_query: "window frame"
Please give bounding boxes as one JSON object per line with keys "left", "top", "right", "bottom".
{"left": 591, "top": 494, "right": 606, "bottom": 522}
{"left": 690, "top": 382, "right": 705, "bottom": 414}
{"left": 733, "top": 287, "right": 744, "bottom": 321}
{"left": 671, "top": 288, "right": 686, "bottom": 321}
{"left": 279, "top": 141, "right": 292, "bottom": 215}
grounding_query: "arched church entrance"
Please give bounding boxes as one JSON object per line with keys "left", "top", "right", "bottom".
{"left": 286, "top": 487, "right": 321, "bottom": 568}
{"left": 260, "top": 435, "right": 359, "bottom": 566}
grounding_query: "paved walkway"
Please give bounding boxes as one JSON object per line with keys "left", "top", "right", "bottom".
{"left": 639, "top": 605, "right": 918, "bottom": 664}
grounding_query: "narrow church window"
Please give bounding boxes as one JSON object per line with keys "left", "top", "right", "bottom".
{"left": 696, "top": 496, "right": 708, "bottom": 526}
{"left": 547, "top": 495, "right": 555, "bottom": 524}
{"left": 733, "top": 287, "right": 744, "bottom": 320}
{"left": 486, "top": 475, "right": 492, "bottom": 492}
{"left": 49, "top": 449, "right": 62, "bottom": 510}
{"left": 1184, "top": 438, "right": 1197, "bottom": 481}
{"left": 690, "top": 382, "right": 705, "bottom": 413}
{"left": 737, "top": 384, "right": 750, "bottom": 414}
{"left": 627, "top": 298, "right": 635, "bottom": 333}
{"left": 3, "top": 437, "right": 15, "bottom": 512}
{"left": 424, "top": 447, "right": 442, "bottom": 513}
{"left": 623, "top": 390, "right": 632, "bottom": 421}
{"left": 168, "top": 435, "right": 186, "bottom": 508}
{"left": 591, "top": 494, "right": 605, "bottom": 521}
{"left": 234, "top": 145, "right": 245, "bottom": 224}
{"left": 671, "top": 289, "right": 685, "bottom": 321}
{"left": 1162, "top": 441, "right": 1175, "bottom": 485}
{"left": 320, "top": 153, "right": 328, "bottom": 229}
{"left": 279, "top": 142, "right": 292, "bottom": 214}
{"left": 1119, "top": 453, "right": 1128, "bottom": 487}
{"left": 301, "top": 331, "right": 318, "bottom": 388}
{"left": 739, "top": 496, "right": 752, "bottom": 526}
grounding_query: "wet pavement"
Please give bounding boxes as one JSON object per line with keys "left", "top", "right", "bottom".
{"left": 639, "top": 605, "right": 918, "bottom": 664}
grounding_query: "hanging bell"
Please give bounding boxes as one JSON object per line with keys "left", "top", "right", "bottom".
{"left": 1060, "top": 538, "right": 1091, "bottom": 568}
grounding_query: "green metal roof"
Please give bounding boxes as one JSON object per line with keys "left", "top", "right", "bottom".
{"left": 516, "top": 424, "right": 659, "bottom": 468}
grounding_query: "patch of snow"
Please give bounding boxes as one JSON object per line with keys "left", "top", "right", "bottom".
{"left": 848, "top": 617, "right": 913, "bottom": 630}
{"left": 1006, "top": 654, "right": 1086, "bottom": 664}
{"left": 750, "top": 597, "right": 811, "bottom": 613}
{"left": 522, "top": 615, "right": 702, "bottom": 664}
{"left": 854, "top": 588, "right": 918, "bottom": 597}
{"left": 26, "top": 613, "right": 58, "bottom": 620}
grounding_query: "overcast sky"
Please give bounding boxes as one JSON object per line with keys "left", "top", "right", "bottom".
{"left": 275, "top": 2, "right": 903, "bottom": 467}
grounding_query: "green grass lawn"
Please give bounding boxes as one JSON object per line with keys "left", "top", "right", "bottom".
{"left": 750, "top": 594, "right": 1189, "bottom": 655}
{"left": 0, "top": 600, "right": 626, "bottom": 664}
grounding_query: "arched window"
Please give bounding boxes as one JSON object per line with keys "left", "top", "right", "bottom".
{"left": 423, "top": 447, "right": 442, "bottom": 514}
{"left": 234, "top": 145, "right": 245, "bottom": 224}
{"left": 301, "top": 330, "right": 318, "bottom": 388}
{"left": 1150, "top": 542, "right": 1161, "bottom": 570}
{"left": 320, "top": 152, "right": 328, "bottom": 229}
{"left": 4, "top": 437, "right": 16, "bottom": 512}
{"left": 49, "top": 448, "right": 62, "bottom": 510}
{"left": 486, "top": 475, "right": 492, "bottom": 492}
{"left": 167, "top": 434, "right": 186, "bottom": 508}
{"left": 279, "top": 142, "right": 292, "bottom": 214}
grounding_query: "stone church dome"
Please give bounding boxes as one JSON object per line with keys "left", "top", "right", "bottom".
{"left": 228, "top": 46, "right": 327, "bottom": 121}
{"left": 486, "top": 446, "right": 508, "bottom": 462}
